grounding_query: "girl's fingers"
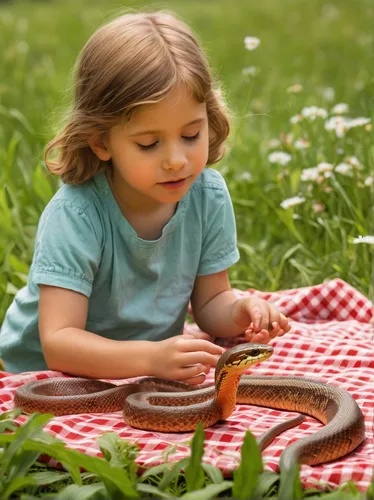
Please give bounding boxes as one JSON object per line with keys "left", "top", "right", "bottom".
{"left": 279, "top": 313, "right": 290, "bottom": 330}
{"left": 181, "top": 351, "right": 222, "bottom": 367}
{"left": 184, "top": 331, "right": 215, "bottom": 342}
{"left": 178, "top": 364, "right": 210, "bottom": 383}
{"left": 183, "top": 373, "right": 207, "bottom": 386}
{"left": 180, "top": 338, "right": 224, "bottom": 356}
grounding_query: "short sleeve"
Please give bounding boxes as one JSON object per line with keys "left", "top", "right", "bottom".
{"left": 31, "top": 199, "right": 102, "bottom": 297}
{"left": 197, "top": 173, "right": 240, "bottom": 276}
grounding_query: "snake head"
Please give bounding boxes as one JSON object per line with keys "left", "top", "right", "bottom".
{"left": 215, "top": 343, "right": 273, "bottom": 380}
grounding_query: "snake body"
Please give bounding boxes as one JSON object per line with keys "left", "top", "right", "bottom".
{"left": 14, "top": 344, "right": 365, "bottom": 470}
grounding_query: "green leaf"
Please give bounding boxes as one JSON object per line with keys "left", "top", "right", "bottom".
{"left": 256, "top": 471, "right": 280, "bottom": 497}
{"left": 140, "top": 462, "right": 174, "bottom": 480}
{"left": 184, "top": 422, "right": 205, "bottom": 492}
{"left": 1, "top": 413, "right": 54, "bottom": 474}
{"left": 56, "top": 483, "right": 108, "bottom": 500}
{"left": 201, "top": 462, "right": 224, "bottom": 484}
{"left": 180, "top": 481, "right": 233, "bottom": 500}
{"left": 158, "top": 457, "right": 189, "bottom": 491}
{"left": 232, "top": 430, "right": 263, "bottom": 500}
{"left": 7, "top": 450, "right": 41, "bottom": 481}
{"left": 137, "top": 483, "right": 175, "bottom": 498}
{"left": 277, "top": 462, "right": 303, "bottom": 500}
{"left": 29, "top": 470, "right": 72, "bottom": 485}
{"left": 1, "top": 476, "right": 37, "bottom": 500}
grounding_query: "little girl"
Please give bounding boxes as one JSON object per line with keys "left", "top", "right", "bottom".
{"left": 0, "top": 11, "right": 290, "bottom": 381}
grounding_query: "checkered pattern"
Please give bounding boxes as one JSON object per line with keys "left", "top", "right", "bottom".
{"left": 0, "top": 279, "right": 373, "bottom": 491}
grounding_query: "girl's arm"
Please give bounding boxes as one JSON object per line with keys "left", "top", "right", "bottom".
{"left": 39, "top": 285, "right": 222, "bottom": 381}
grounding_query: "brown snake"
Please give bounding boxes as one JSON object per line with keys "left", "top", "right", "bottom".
{"left": 14, "top": 344, "right": 365, "bottom": 471}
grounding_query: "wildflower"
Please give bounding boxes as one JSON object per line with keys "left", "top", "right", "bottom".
{"left": 301, "top": 167, "right": 320, "bottom": 182}
{"left": 325, "top": 116, "right": 349, "bottom": 138}
{"left": 268, "top": 151, "right": 292, "bottom": 165}
{"left": 335, "top": 162, "right": 353, "bottom": 176}
{"left": 321, "top": 87, "right": 335, "bottom": 101}
{"left": 317, "top": 162, "right": 334, "bottom": 173}
{"left": 345, "top": 156, "right": 362, "bottom": 169}
{"left": 287, "top": 84, "right": 303, "bottom": 93}
{"left": 290, "top": 114, "right": 303, "bottom": 124}
{"left": 352, "top": 235, "right": 374, "bottom": 245}
{"left": 242, "top": 66, "right": 259, "bottom": 77}
{"left": 346, "top": 117, "right": 371, "bottom": 129}
{"left": 280, "top": 196, "right": 306, "bottom": 209}
{"left": 280, "top": 132, "right": 294, "bottom": 146}
{"left": 301, "top": 106, "right": 328, "bottom": 120}
{"left": 331, "top": 103, "right": 349, "bottom": 114}
{"left": 364, "top": 176, "right": 373, "bottom": 186}
{"left": 244, "top": 36, "right": 260, "bottom": 51}
{"left": 267, "top": 138, "right": 281, "bottom": 149}
{"left": 294, "top": 138, "right": 310, "bottom": 149}
{"left": 312, "top": 202, "right": 325, "bottom": 213}
{"left": 365, "top": 123, "right": 372, "bottom": 132}
{"left": 236, "top": 171, "right": 253, "bottom": 182}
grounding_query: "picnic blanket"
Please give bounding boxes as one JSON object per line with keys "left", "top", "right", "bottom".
{"left": 0, "top": 278, "right": 373, "bottom": 491}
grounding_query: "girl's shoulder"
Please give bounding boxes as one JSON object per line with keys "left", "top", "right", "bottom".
{"left": 192, "top": 167, "right": 227, "bottom": 191}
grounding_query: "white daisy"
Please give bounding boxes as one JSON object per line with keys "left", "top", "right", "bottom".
{"left": 290, "top": 114, "right": 303, "bottom": 124}
{"left": 321, "top": 87, "right": 335, "bottom": 101}
{"left": 280, "top": 196, "right": 306, "bottom": 209}
{"left": 268, "top": 151, "right": 292, "bottom": 165}
{"left": 242, "top": 66, "right": 259, "bottom": 76}
{"left": 300, "top": 167, "right": 320, "bottom": 182}
{"left": 267, "top": 138, "right": 282, "bottom": 149}
{"left": 294, "top": 138, "right": 310, "bottom": 149}
{"left": 244, "top": 36, "right": 260, "bottom": 51}
{"left": 346, "top": 117, "right": 371, "bottom": 129}
{"left": 325, "top": 116, "right": 350, "bottom": 137}
{"left": 236, "top": 171, "right": 253, "bottom": 182}
{"left": 345, "top": 156, "right": 362, "bottom": 169}
{"left": 301, "top": 106, "right": 328, "bottom": 120}
{"left": 287, "top": 84, "right": 303, "bottom": 93}
{"left": 331, "top": 103, "right": 349, "bottom": 114}
{"left": 317, "top": 162, "right": 334, "bottom": 173}
{"left": 352, "top": 235, "right": 374, "bottom": 245}
{"left": 335, "top": 163, "right": 353, "bottom": 176}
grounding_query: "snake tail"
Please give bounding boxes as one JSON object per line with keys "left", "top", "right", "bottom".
{"left": 236, "top": 376, "right": 365, "bottom": 468}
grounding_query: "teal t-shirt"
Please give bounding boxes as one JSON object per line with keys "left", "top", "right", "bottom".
{"left": 0, "top": 168, "right": 240, "bottom": 373}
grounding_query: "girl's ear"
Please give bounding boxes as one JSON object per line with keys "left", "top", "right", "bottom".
{"left": 88, "top": 132, "right": 112, "bottom": 161}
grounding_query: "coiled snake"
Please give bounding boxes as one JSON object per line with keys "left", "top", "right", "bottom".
{"left": 14, "top": 344, "right": 365, "bottom": 471}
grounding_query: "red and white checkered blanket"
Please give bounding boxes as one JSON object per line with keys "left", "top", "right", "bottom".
{"left": 0, "top": 279, "right": 373, "bottom": 491}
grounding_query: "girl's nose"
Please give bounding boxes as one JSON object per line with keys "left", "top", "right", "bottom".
{"left": 162, "top": 145, "right": 187, "bottom": 170}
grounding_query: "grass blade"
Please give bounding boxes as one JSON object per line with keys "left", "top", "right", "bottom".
{"left": 184, "top": 422, "right": 205, "bottom": 492}
{"left": 232, "top": 430, "right": 263, "bottom": 500}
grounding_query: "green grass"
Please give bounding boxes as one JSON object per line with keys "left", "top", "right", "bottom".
{"left": 0, "top": 410, "right": 372, "bottom": 499}
{"left": 0, "top": 0, "right": 373, "bottom": 497}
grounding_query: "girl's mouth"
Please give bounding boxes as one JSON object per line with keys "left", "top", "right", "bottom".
{"left": 159, "top": 178, "right": 187, "bottom": 190}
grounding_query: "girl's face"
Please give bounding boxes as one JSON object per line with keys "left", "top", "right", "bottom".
{"left": 103, "top": 85, "right": 209, "bottom": 209}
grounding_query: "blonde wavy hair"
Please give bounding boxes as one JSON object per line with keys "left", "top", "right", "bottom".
{"left": 45, "top": 10, "right": 231, "bottom": 184}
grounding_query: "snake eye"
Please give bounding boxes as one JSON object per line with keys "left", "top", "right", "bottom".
{"left": 251, "top": 349, "right": 261, "bottom": 357}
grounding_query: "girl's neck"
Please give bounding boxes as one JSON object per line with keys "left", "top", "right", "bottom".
{"left": 105, "top": 167, "right": 177, "bottom": 240}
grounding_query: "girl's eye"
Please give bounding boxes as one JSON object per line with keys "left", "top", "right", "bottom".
{"left": 136, "top": 132, "right": 200, "bottom": 152}
{"left": 137, "top": 142, "right": 158, "bottom": 151}
{"left": 183, "top": 131, "right": 200, "bottom": 142}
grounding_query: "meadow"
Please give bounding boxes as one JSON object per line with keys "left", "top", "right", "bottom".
{"left": 0, "top": 0, "right": 373, "bottom": 498}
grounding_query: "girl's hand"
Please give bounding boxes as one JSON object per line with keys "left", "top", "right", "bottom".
{"left": 150, "top": 334, "right": 223, "bottom": 385}
{"left": 232, "top": 297, "right": 291, "bottom": 344}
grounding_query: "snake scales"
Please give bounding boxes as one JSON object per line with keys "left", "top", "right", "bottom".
{"left": 14, "top": 343, "right": 365, "bottom": 470}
